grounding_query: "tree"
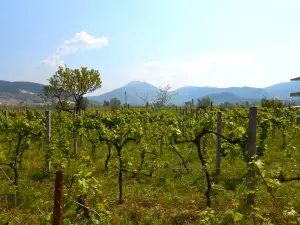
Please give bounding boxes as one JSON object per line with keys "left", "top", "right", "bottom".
{"left": 79, "top": 97, "right": 89, "bottom": 110}
{"left": 197, "top": 96, "right": 213, "bottom": 108}
{"left": 103, "top": 100, "right": 110, "bottom": 107}
{"left": 110, "top": 98, "right": 121, "bottom": 110}
{"left": 261, "top": 97, "right": 284, "bottom": 108}
{"left": 153, "top": 85, "right": 176, "bottom": 109}
{"left": 43, "top": 65, "right": 102, "bottom": 113}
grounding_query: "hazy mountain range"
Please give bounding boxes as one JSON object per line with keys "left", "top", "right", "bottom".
{"left": 89, "top": 81, "right": 300, "bottom": 105}
{"left": 0, "top": 80, "right": 299, "bottom": 106}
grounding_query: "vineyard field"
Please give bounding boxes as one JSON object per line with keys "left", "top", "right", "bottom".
{"left": 0, "top": 107, "right": 300, "bottom": 225}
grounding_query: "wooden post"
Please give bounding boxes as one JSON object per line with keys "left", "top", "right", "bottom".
{"left": 73, "top": 112, "right": 78, "bottom": 155}
{"left": 272, "top": 108, "right": 277, "bottom": 140}
{"left": 45, "top": 111, "right": 51, "bottom": 171}
{"left": 125, "top": 91, "right": 127, "bottom": 110}
{"left": 215, "top": 112, "right": 222, "bottom": 183}
{"left": 247, "top": 107, "right": 257, "bottom": 206}
{"left": 79, "top": 110, "right": 83, "bottom": 145}
{"left": 96, "top": 109, "right": 99, "bottom": 119}
{"left": 196, "top": 108, "right": 199, "bottom": 120}
{"left": 202, "top": 111, "right": 207, "bottom": 157}
{"left": 53, "top": 170, "right": 63, "bottom": 225}
{"left": 4, "top": 110, "right": 8, "bottom": 120}
{"left": 289, "top": 107, "right": 293, "bottom": 127}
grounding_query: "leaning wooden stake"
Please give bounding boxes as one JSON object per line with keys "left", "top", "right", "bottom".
{"left": 215, "top": 111, "right": 222, "bottom": 183}
{"left": 53, "top": 170, "right": 63, "bottom": 225}
{"left": 247, "top": 107, "right": 257, "bottom": 206}
{"left": 45, "top": 111, "right": 51, "bottom": 171}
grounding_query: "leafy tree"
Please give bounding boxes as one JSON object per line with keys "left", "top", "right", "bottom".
{"left": 103, "top": 100, "right": 110, "bottom": 107}
{"left": 79, "top": 97, "right": 89, "bottom": 110}
{"left": 261, "top": 97, "right": 284, "bottom": 108}
{"left": 110, "top": 98, "right": 121, "bottom": 110}
{"left": 198, "top": 96, "right": 213, "bottom": 108}
{"left": 43, "top": 65, "right": 102, "bottom": 113}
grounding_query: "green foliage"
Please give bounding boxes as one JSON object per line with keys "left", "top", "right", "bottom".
{"left": 0, "top": 107, "right": 300, "bottom": 224}
{"left": 109, "top": 97, "right": 121, "bottom": 110}
{"left": 197, "top": 96, "right": 213, "bottom": 108}
{"left": 43, "top": 65, "right": 102, "bottom": 113}
{"left": 261, "top": 97, "right": 284, "bottom": 108}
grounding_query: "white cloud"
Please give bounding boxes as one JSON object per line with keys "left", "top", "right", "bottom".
{"left": 40, "top": 53, "right": 64, "bottom": 67}
{"left": 58, "top": 31, "right": 108, "bottom": 55}
{"left": 36, "top": 31, "right": 108, "bottom": 83}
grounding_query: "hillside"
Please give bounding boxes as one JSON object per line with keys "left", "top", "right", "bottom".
{"left": 89, "top": 81, "right": 159, "bottom": 106}
{"left": 206, "top": 92, "right": 245, "bottom": 103}
{"left": 0, "top": 81, "right": 44, "bottom": 105}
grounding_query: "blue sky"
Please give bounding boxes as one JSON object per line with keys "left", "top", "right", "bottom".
{"left": 0, "top": 0, "right": 300, "bottom": 95}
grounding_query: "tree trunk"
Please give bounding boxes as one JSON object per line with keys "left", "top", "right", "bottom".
{"left": 105, "top": 144, "right": 112, "bottom": 171}
{"left": 195, "top": 137, "right": 212, "bottom": 207}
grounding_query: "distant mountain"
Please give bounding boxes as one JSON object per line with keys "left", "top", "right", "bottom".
{"left": 170, "top": 86, "right": 268, "bottom": 104}
{"left": 1, "top": 79, "right": 299, "bottom": 106}
{"left": 207, "top": 92, "right": 245, "bottom": 103}
{"left": 0, "top": 81, "right": 44, "bottom": 105}
{"left": 89, "top": 80, "right": 300, "bottom": 106}
{"left": 88, "top": 81, "right": 159, "bottom": 106}
{"left": 264, "top": 82, "right": 300, "bottom": 99}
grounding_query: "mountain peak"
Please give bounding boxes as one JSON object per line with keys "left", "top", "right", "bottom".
{"left": 125, "top": 81, "right": 153, "bottom": 86}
